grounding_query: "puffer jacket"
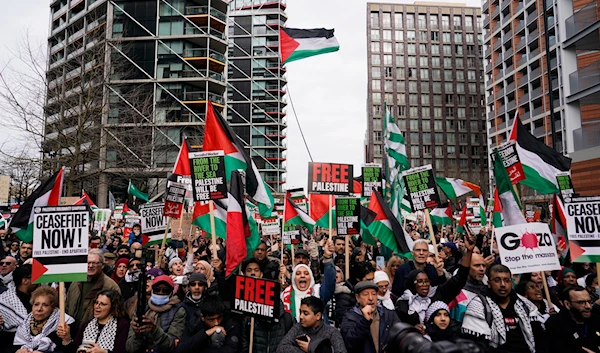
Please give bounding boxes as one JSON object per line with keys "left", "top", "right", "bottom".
{"left": 241, "top": 303, "right": 293, "bottom": 353}
{"left": 327, "top": 282, "right": 356, "bottom": 327}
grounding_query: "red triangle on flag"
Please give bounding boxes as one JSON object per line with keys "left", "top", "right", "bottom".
{"left": 173, "top": 138, "right": 191, "bottom": 176}
{"left": 459, "top": 205, "right": 468, "bottom": 227}
{"left": 279, "top": 28, "right": 300, "bottom": 64}
{"left": 32, "top": 259, "right": 48, "bottom": 284}
{"left": 368, "top": 192, "right": 388, "bottom": 222}
{"left": 203, "top": 102, "right": 239, "bottom": 155}
{"left": 142, "top": 234, "right": 150, "bottom": 246}
{"left": 570, "top": 241, "right": 586, "bottom": 261}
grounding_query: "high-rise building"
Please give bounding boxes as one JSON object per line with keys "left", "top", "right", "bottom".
{"left": 44, "top": 0, "right": 227, "bottom": 205}
{"left": 366, "top": 2, "right": 488, "bottom": 189}
{"left": 483, "top": 0, "right": 600, "bottom": 197}
{"left": 227, "top": 0, "right": 288, "bottom": 193}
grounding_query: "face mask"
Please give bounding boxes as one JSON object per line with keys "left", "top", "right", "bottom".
{"left": 150, "top": 294, "right": 170, "bottom": 305}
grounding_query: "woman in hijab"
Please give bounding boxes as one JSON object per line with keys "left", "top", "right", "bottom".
{"left": 396, "top": 234, "right": 474, "bottom": 326}
{"left": 14, "top": 286, "right": 75, "bottom": 353}
{"left": 194, "top": 260, "right": 214, "bottom": 286}
{"left": 57, "top": 290, "right": 129, "bottom": 353}
{"left": 281, "top": 241, "right": 335, "bottom": 321}
{"left": 423, "top": 301, "right": 459, "bottom": 342}
{"left": 516, "top": 277, "right": 559, "bottom": 321}
{"left": 111, "top": 258, "right": 129, "bottom": 283}
{"left": 374, "top": 271, "right": 396, "bottom": 310}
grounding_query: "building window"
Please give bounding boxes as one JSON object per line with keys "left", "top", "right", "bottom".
{"left": 408, "top": 56, "right": 417, "bottom": 66}
{"left": 465, "top": 16, "right": 474, "bottom": 30}
{"left": 420, "top": 57, "right": 428, "bottom": 66}
{"left": 410, "top": 94, "right": 418, "bottom": 104}
{"left": 443, "top": 45, "right": 452, "bottom": 55}
{"left": 445, "top": 82, "right": 454, "bottom": 92}
{"left": 447, "top": 145, "right": 456, "bottom": 154}
{"left": 431, "top": 44, "right": 440, "bottom": 55}
{"left": 470, "top": 120, "right": 479, "bottom": 131}
{"left": 420, "top": 68, "right": 429, "bottom": 79}
{"left": 372, "top": 54, "right": 380, "bottom": 65}
{"left": 442, "top": 15, "right": 450, "bottom": 29}
{"left": 411, "top": 145, "right": 420, "bottom": 155}
{"left": 432, "top": 69, "right": 441, "bottom": 79}
{"left": 445, "top": 94, "right": 453, "bottom": 104}
{"left": 442, "top": 32, "right": 451, "bottom": 42}
{"left": 407, "top": 30, "right": 416, "bottom": 41}
{"left": 373, "top": 131, "right": 382, "bottom": 142}
{"left": 373, "top": 105, "right": 382, "bottom": 116}
{"left": 372, "top": 80, "right": 381, "bottom": 90}
{"left": 434, "top": 120, "right": 443, "bottom": 130}
{"left": 384, "top": 55, "right": 393, "bottom": 65}
{"left": 422, "top": 94, "right": 430, "bottom": 104}
{"left": 396, "top": 67, "right": 405, "bottom": 77}
{"left": 456, "top": 71, "right": 465, "bottom": 80}
{"left": 444, "top": 70, "right": 453, "bottom": 80}
{"left": 453, "top": 15, "right": 462, "bottom": 30}
{"left": 371, "top": 42, "right": 380, "bottom": 52}
{"left": 398, "top": 106, "right": 407, "bottom": 116}
{"left": 431, "top": 15, "right": 439, "bottom": 29}
{"left": 394, "top": 13, "right": 403, "bottom": 28}
{"left": 431, "top": 31, "right": 440, "bottom": 41}
{"left": 458, "top": 108, "right": 466, "bottom": 117}
{"left": 382, "top": 12, "right": 392, "bottom": 27}
{"left": 467, "top": 70, "right": 476, "bottom": 80}
{"left": 396, "top": 42, "right": 405, "bottom": 53}
{"left": 410, "top": 120, "right": 420, "bottom": 130}
{"left": 432, "top": 57, "right": 440, "bottom": 67}
{"left": 397, "top": 80, "right": 405, "bottom": 91}
{"left": 455, "top": 33, "right": 463, "bottom": 43}
{"left": 371, "top": 30, "right": 380, "bottom": 40}
{"left": 409, "top": 106, "right": 419, "bottom": 116}
{"left": 372, "top": 67, "right": 381, "bottom": 78}
{"left": 385, "top": 80, "right": 394, "bottom": 91}
{"left": 408, "top": 43, "right": 416, "bottom": 54}
{"left": 446, "top": 120, "right": 456, "bottom": 130}
{"left": 466, "top": 34, "right": 474, "bottom": 43}
{"left": 434, "top": 107, "right": 442, "bottom": 117}
{"left": 398, "top": 93, "right": 406, "bottom": 104}
{"left": 419, "top": 31, "right": 428, "bottom": 41}
{"left": 383, "top": 30, "right": 392, "bottom": 40}
{"left": 371, "top": 12, "right": 380, "bottom": 28}
{"left": 395, "top": 30, "right": 404, "bottom": 41}
{"left": 383, "top": 42, "right": 392, "bottom": 53}
{"left": 455, "top": 45, "right": 463, "bottom": 55}
{"left": 373, "top": 93, "right": 381, "bottom": 103}
{"left": 409, "top": 81, "right": 417, "bottom": 90}
{"left": 406, "top": 14, "right": 415, "bottom": 28}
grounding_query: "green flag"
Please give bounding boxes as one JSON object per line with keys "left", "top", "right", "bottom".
{"left": 128, "top": 180, "right": 149, "bottom": 202}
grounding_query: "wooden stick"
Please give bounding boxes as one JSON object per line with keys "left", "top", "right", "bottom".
{"left": 249, "top": 317, "right": 255, "bottom": 353}
{"left": 160, "top": 217, "right": 172, "bottom": 256}
{"left": 424, "top": 209, "right": 440, "bottom": 260}
{"left": 541, "top": 271, "right": 553, "bottom": 307}
{"left": 209, "top": 201, "right": 217, "bottom": 260}
{"left": 59, "top": 282, "right": 65, "bottom": 324}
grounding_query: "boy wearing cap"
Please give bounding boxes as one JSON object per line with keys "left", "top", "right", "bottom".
{"left": 340, "top": 281, "right": 400, "bottom": 353}
{"left": 127, "top": 275, "right": 186, "bottom": 353}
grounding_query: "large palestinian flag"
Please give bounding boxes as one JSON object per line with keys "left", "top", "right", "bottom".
{"left": 280, "top": 28, "right": 340, "bottom": 64}
{"left": 11, "top": 168, "right": 65, "bottom": 243}
{"left": 509, "top": 113, "right": 571, "bottom": 194}
{"left": 285, "top": 195, "right": 316, "bottom": 232}
{"left": 493, "top": 149, "right": 526, "bottom": 226}
{"left": 430, "top": 203, "right": 453, "bottom": 226}
{"left": 226, "top": 171, "right": 250, "bottom": 276}
{"left": 309, "top": 194, "right": 335, "bottom": 229}
{"left": 367, "top": 190, "right": 413, "bottom": 255}
{"left": 435, "top": 177, "right": 481, "bottom": 199}
{"left": 203, "top": 101, "right": 274, "bottom": 216}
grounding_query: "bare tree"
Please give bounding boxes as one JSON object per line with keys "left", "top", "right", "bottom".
{"left": 0, "top": 148, "right": 40, "bottom": 204}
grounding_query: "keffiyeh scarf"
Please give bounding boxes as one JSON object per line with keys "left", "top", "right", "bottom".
{"left": 399, "top": 286, "right": 438, "bottom": 324}
{"left": 0, "top": 289, "right": 28, "bottom": 331}
{"left": 82, "top": 317, "right": 118, "bottom": 351}
{"left": 14, "top": 309, "right": 74, "bottom": 352}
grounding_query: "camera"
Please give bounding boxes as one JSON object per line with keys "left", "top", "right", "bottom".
{"left": 385, "top": 323, "right": 485, "bottom": 353}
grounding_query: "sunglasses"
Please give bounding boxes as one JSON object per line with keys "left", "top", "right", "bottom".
{"left": 152, "top": 286, "right": 172, "bottom": 295}
{"left": 129, "top": 263, "right": 141, "bottom": 269}
{"left": 0, "top": 261, "right": 14, "bottom": 266}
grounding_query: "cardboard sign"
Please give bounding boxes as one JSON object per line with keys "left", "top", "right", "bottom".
{"left": 336, "top": 197, "right": 360, "bottom": 235}
{"left": 189, "top": 150, "right": 227, "bottom": 201}
{"left": 308, "top": 162, "right": 353, "bottom": 195}
{"left": 122, "top": 215, "right": 142, "bottom": 240}
{"left": 402, "top": 165, "right": 440, "bottom": 211}
{"left": 362, "top": 164, "right": 383, "bottom": 198}
{"left": 163, "top": 181, "right": 186, "bottom": 218}
{"left": 261, "top": 217, "right": 280, "bottom": 236}
{"left": 93, "top": 209, "right": 112, "bottom": 231}
{"left": 495, "top": 222, "right": 561, "bottom": 274}
{"left": 233, "top": 275, "right": 281, "bottom": 322}
{"left": 491, "top": 141, "right": 525, "bottom": 184}
{"left": 556, "top": 172, "right": 574, "bottom": 199}
{"left": 565, "top": 196, "right": 600, "bottom": 262}
{"left": 32, "top": 205, "right": 89, "bottom": 283}
{"left": 139, "top": 202, "right": 171, "bottom": 244}
{"left": 113, "top": 206, "right": 123, "bottom": 220}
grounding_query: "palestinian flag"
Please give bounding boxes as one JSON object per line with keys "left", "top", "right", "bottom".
{"left": 457, "top": 205, "right": 468, "bottom": 234}
{"left": 367, "top": 190, "right": 413, "bottom": 254}
{"left": 280, "top": 28, "right": 340, "bottom": 64}
{"left": 11, "top": 168, "right": 65, "bottom": 243}
{"left": 509, "top": 113, "right": 572, "bottom": 194}
{"left": 192, "top": 200, "right": 227, "bottom": 239}
{"left": 0, "top": 214, "right": 6, "bottom": 230}
{"left": 435, "top": 177, "right": 481, "bottom": 199}
{"left": 285, "top": 194, "right": 316, "bottom": 232}
{"left": 309, "top": 194, "right": 335, "bottom": 229}
{"left": 360, "top": 205, "right": 378, "bottom": 246}
{"left": 430, "top": 203, "right": 453, "bottom": 226}
{"left": 551, "top": 194, "right": 568, "bottom": 257}
{"left": 353, "top": 176, "right": 363, "bottom": 196}
{"left": 74, "top": 190, "right": 98, "bottom": 210}
{"left": 203, "top": 101, "right": 274, "bottom": 216}
{"left": 225, "top": 171, "right": 249, "bottom": 276}
{"left": 173, "top": 137, "right": 191, "bottom": 176}
{"left": 479, "top": 195, "right": 487, "bottom": 226}
{"left": 123, "top": 203, "right": 137, "bottom": 216}
{"left": 494, "top": 149, "right": 526, "bottom": 226}
{"left": 492, "top": 188, "right": 503, "bottom": 228}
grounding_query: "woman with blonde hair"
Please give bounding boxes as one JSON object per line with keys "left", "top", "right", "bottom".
{"left": 193, "top": 260, "right": 214, "bottom": 285}
{"left": 386, "top": 255, "right": 403, "bottom": 287}
{"left": 13, "top": 286, "right": 75, "bottom": 353}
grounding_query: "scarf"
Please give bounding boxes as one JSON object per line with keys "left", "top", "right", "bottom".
{"left": 14, "top": 309, "right": 74, "bottom": 352}
{"left": 146, "top": 296, "right": 181, "bottom": 332}
{"left": 0, "top": 289, "right": 28, "bottom": 331}
{"left": 461, "top": 294, "right": 541, "bottom": 353}
{"left": 82, "top": 317, "right": 118, "bottom": 351}
{"left": 282, "top": 264, "right": 316, "bottom": 319}
{"left": 195, "top": 261, "right": 214, "bottom": 285}
{"left": 1, "top": 272, "right": 14, "bottom": 288}
{"left": 377, "top": 291, "right": 395, "bottom": 311}
{"left": 399, "top": 286, "right": 438, "bottom": 324}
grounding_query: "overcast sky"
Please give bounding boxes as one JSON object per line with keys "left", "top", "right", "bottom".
{"left": 0, "top": 0, "right": 479, "bottom": 192}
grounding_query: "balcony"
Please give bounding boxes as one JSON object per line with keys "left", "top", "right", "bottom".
{"left": 485, "top": 47, "right": 492, "bottom": 57}
{"left": 53, "top": 5, "right": 68, "bottom": 19}
{"left": 503, "top": 32, "right": 512, "bottom": 44}
{"left": 184, "top": 26, "right": 225, "bottom": 40}
{"left": 531, "top": 86, "right": 544, "bottom": 99}
{"left": 530, "top": 48, "right": 540, "bottom": 57}
{"left": 185, "top": 6, "right": 227, "bottom": 22}
{"left": 68, "top": 28, "right": 85, "bottom": 43}
{"left": 507, "top": 100, "right": 516, "bottom": 111}
{"left": 519, "top": 73, "right": 529, "bottom": 87}
{"left": 516, "top": 38, "right": 526, "bottom": 51}
{"left": 528, "top": 29, "right": 539, "bottom": 43}
{"left": 498, "top": 104, "right": 506, "bottom": 115}
{"left": 515, "top": 20, "right": 525, "bottom": 33}
{"left": 493, "top": 21, "right": 501, "bottom": 33}
{"left": 50, "top": 40, "right": 66, "bottom": 54}
{"left": 530, "top": 67, "right": 542, "bottom": 80}
{"left": 182, "top": 91, "right": 225, "bottom": 106}
{"left": 573, "top": 123, "right": 600, "bottom": 151}
{"left": 87, "top": 16, "right": 106, "bottom": 32}
{"left": 492, "top": 6, "right": 500, "bottom": 19}
{"left": 532, "top": 106, "right": 543, "bottom": 117}
{"left": 488, "top": 111, "right": 496, "bottom": 120}
{"left": 514, "top": 3, "right": 524, "bottom": 13}
{"left": 501, "top": 0, "right": 511, "bottom": 10}
{"left": 569, "top": 61, "right": 600, "bottom": 94}
{"left": 494, "top": 54, "right": 504, "bottom": 67}
{"left": 566, "top": 0, "right": 600, "bottom": 40}
{"left": 506, "top": 81, "right": 516, "bottom": 93}
{"left": 483, "top": 0, "right": 490, "bottom": 12}
{"left": 484, "top": 15, "right": 491, "bottom": 28}
{"left": 493, "top": 39, "right": 502, "bottom": 51}
{"left": 527, "top": 10, "right": 538, "bottom": 25}
{"left": 183, "top": 48, "right": 226, "bottom": 63}
{"left": 502, "top": 15, "right": 512, "bottom": 25}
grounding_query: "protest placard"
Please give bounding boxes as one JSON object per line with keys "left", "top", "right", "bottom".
{"left": 336, "top": 197, "right": 360, "bottom": 235}
{"left": 261, "top": 217, "right": 280, "bottom": 236}
{"left": 92, "top": 209, "right": 112, "bottom": 231}
{"left": 402, "top": 165, "right": 441, "bottom": 211}
{"left": 163, "top": 180, "right": 186, "bottom": 218}
{"left": 232, "top": 275, "right": 281, "bottom": 322}
{"left": 564, "top": 196, "right": 600, "bottom": 262}
{"left": 495, "top": 222, "right": 561, "bottom": 274}
{"left": 282, "top": 222, "right": 299, "bottom": 245}
{"left": 362, "top": 164, "right": 382, "bottom": 198}
{"left": 32, "top": 205, "right": 89, "bottom": 283}
{"left": 139, "top": 202, "right": 171, "bottom": 246}
{"left": 556, "top": 172, "right": 574, "bottom": 200}
{"left": 308, "top": 162, "right": 353, "bottom": 195}
{"left": 189, "top": 150, "right": 227, "bottom": 201}
{"left": 490, "top": 141, "right": 525, "bottom": 184}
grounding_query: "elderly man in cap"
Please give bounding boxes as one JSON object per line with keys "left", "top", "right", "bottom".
{"left": 340, "top": 281, "right": 400, "bottom": 353}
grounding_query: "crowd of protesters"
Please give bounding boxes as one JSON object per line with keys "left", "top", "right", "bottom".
{"left": 0, "top": 218, "right": 598, "bottom": 353}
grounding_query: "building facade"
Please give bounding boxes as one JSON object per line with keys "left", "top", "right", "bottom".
{"left": 483, "top": 0, "right": 600, "bottom": 197}
{"left": 366, "top": 2, "right": 488, "bottom": 190}
{"left": 227, "top": 0, "right": 288, "bottom": 193}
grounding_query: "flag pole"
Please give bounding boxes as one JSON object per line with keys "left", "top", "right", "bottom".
{"left": 59, "top": 282, "right": 65, "bottom": 324}
{"left": 209, "top": 200, "right": 218, "bottom": 260}
{"left": 424, "top": 209, "right": 440, "bottom": 261}
{"left": 281, "top": 195, "right": 287, "bottom": 282}
{"left": 160, "top": 217, "right": 172, "bottom": 266}
{"left": 249, "top": 317, "right": 256, "bottom": 353}
{"left": 541, "top": 271, "right": 553, "bottom": 307}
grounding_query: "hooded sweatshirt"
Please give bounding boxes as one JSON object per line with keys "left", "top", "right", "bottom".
{"left": 281, "top": 264, "right": 317, "bottom": 319}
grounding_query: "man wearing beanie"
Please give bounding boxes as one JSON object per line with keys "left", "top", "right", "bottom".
{"left": 182, "top": 273, "right": 208, "bottom": 327}
{"left": 340, "top": 281, "right": 400, "bottom": 353}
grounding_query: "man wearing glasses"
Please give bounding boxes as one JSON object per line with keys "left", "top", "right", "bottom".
{"left": 391, "top": 239, "right": 447, "bottom": 296}
{"left": 462, "top": 264, "right": 545, "bottom": 353}
{"left": 65, "top": 249, "right": 121, "bottom": 331}
{"left": 0, "top": 255, "right": 17, "bottom": 292}
{"left": 546, "top": 285, "right": 600, "bottom": 353}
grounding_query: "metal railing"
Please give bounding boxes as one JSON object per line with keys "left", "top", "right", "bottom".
{"left": 184, "top": 26, "right": 225, "bottom": 40}
{"left": 573, "top": 123, "right": 600, "bottom": 151}
{"left": 569, "top": 61, "right": 600, "bottom": 93}
{"left": 183, "top": 48, "right": 226, "bottom": 63}
{"left": 566, "top": 0, "right": 599, "bottom": 40}
{"left": 185, "top": 6, "right": 227, "bottom": 22}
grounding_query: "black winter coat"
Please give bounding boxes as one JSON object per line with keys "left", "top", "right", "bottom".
{"left": 175, "top": 313, "right": 241, "bottom": 353}
{"left": 546, "top": 308, "right": 600, "bottom": 353}
{"left": 340, "top": 305, "right": 400, "bottom": 353}
{"left": 241, "top": 305, "right": 293, "bottom": 353}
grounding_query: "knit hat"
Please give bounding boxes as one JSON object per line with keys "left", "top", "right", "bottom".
{"left": 168, "top": 257, "right": 183, "bottom": 269}
{"left": 189, "top": 272, "right": 208, "bottom": 285}
{"left": 562, "top": 267, "right": 575, "bottom": 277}
{"left": 295, "top": 249, "right": 309, "bottom": 259}
{"left": 374, "top": 271, "right": 390, "bottom": 285}
{"left": 425, "top": 301, "right": 450, "bottom": 323}
{"left": 442, "top": 242, "right": 458, "bottom": 254}
{"left": 115, "top": 257, "right": 129, "bottom": 268}
{"left": 355, "top": 281, "right": 379, "bottom": 294}
{"left": 147, "top": 268, "right": 164, "bottom": 279}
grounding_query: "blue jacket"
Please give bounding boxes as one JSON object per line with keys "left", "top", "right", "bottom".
{"left": 340, "top": 304, "right": 400, "bottom": 353}
{"left": 391, "top": 261, "right": 447, "bottom": 297}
